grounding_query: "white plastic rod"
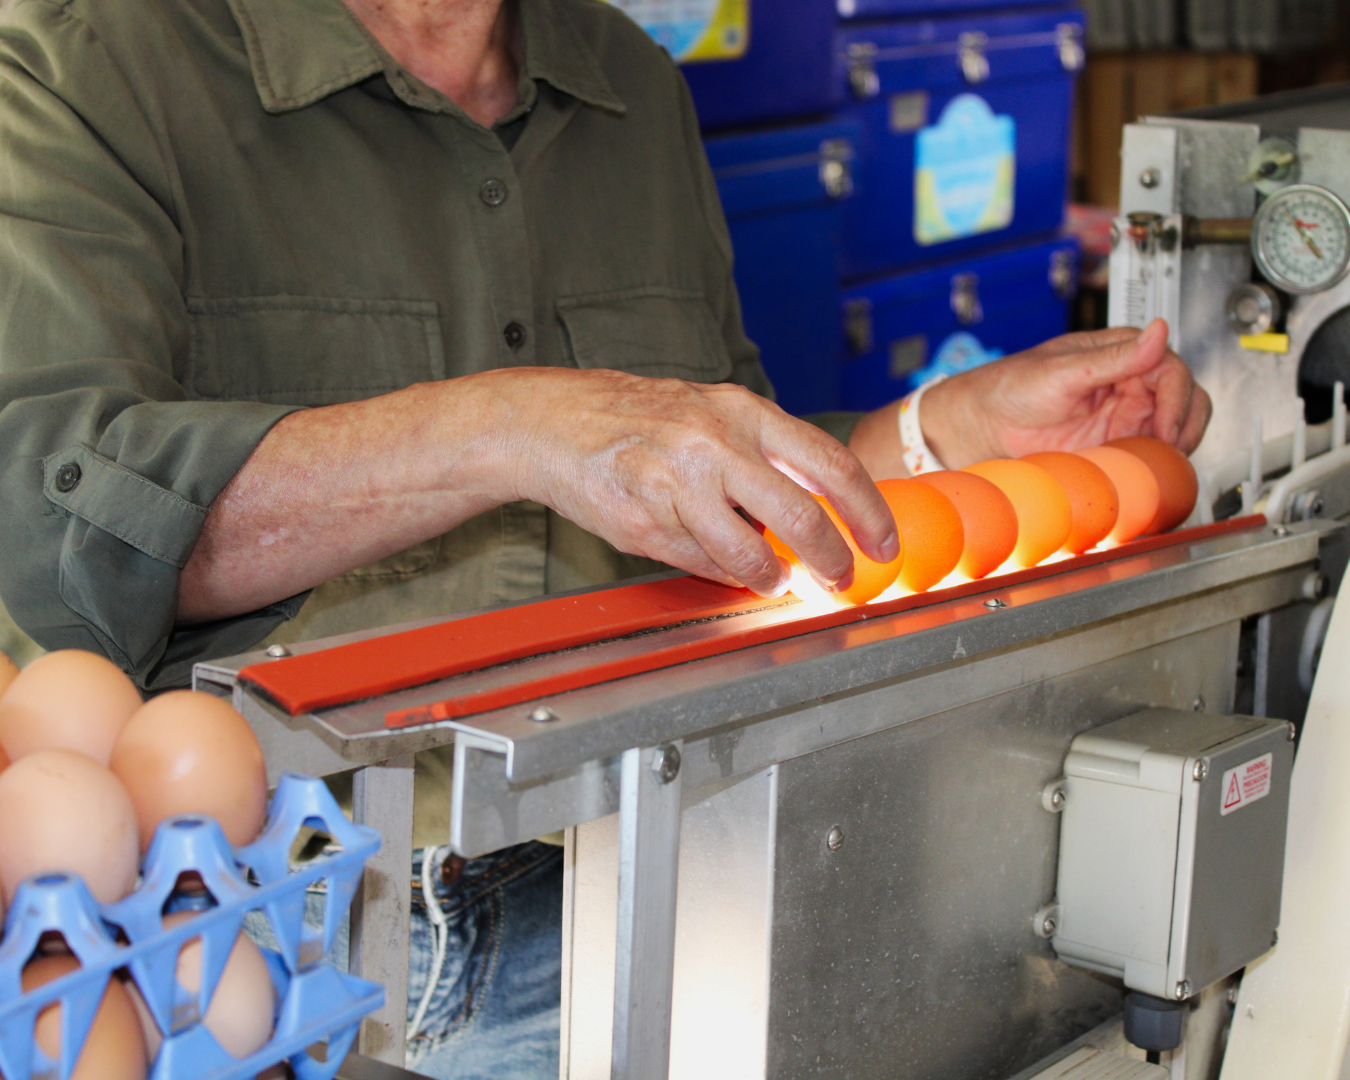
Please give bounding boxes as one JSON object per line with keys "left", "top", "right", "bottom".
{"left": 1221, "top": 593, "right": 1350, "bottom": 1079}
{"left": 1293, "top": 399, "right": 1308, "bottom": 471}
{"left": 1243, "top": 415, "right": 1264, "bottom": 515}
{"left": 1334, "top": 382, "right": 1346, "bottom": 450}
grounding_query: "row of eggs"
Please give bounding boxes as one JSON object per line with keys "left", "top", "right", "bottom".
{"left": 766, "top": 436, "right": 1199, "bottom": 606}
{"left": 0, "top": 652, "right": 280, "bottom": 1079}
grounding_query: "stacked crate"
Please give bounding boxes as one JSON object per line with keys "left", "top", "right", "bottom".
{"left": 613, "top": 0, "right": 1085, "bottom": 415}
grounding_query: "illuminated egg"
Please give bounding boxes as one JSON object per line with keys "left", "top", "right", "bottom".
{"left": 964, "top": 460, "right": 1073, "bottom": 569}
{"left": 914, "top": 471, "right": 1019, "bottom": 579}
{"left": 765, "top": 495, "right": 905, "bottom": 605}
{"left": 1022, "top": 451, "right": 1120, "bottom": 555}
{"left": 875, "top": 479, "right": 964, "bottom": 592}
{"left": 0, "top": 649, "right": 142, "bottom": 766}
{"left": 0, "top": 652, "right": 17, "bottom": 697}
{"left": 24, "top": 955, "right": 148, "bottom": 1080}
{"left": 1076, "top": 446, "right": 1160, "bottom": 545}
{"left": 1107, "top": 436, "right": 1199, "bottom": 534}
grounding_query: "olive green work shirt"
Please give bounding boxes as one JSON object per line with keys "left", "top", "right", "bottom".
{"left": 0, "top": 0, "right": 865, "bottom": 698}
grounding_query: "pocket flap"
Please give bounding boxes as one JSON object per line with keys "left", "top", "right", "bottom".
{"left": 556, "top": 288, "right": 733, "bottom": 383}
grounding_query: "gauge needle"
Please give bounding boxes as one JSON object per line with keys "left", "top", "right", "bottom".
{"left": 1283, "top": 207, "right": 1324, "bottom": 258}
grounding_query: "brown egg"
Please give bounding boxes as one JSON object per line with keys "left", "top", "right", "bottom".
{"left": 0, "top": 651, "right": 18, "bottom": 698}
{"left": 141, "top": 912, "right": 275, "bottom": 1059}
{"left": 1022, "top": 452, "right": 1120, "bottom": 555}
{"left": 0, "top": 650, "right": 141, "bottom": 766}
{"left": 1106, "top": 436, "right": 1200, "bottom": 534}
{"left": 24, "top": 955, "right": 148, "bottom": 1080}
{"left": 111, "top": 691, "right": 268, "bottom": 852}
{"left": 914, "top": 471, "right": 1019, "bottom": 580}
{"left": 964, "top": 460, "right": 1073, "bottom": 569}
{"left": 1076, "top": 446, "right": 1161, "bottom": 545}
{"left": 0, "top": 749, "right": 138, "bottom": 903}
{"left": 875, "top": 479, "right": 964, "bottom": 592}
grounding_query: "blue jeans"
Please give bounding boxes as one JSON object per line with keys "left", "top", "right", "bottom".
{"left": 243, "top": 840, "right": 563, "bottom": 1079}
{"left": 404, "top": 841, "right": 563, "bottom": 1079}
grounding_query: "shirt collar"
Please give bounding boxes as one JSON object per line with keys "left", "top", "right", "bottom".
{"left": 227, "top": 0, "right": 625, "bottom": 117}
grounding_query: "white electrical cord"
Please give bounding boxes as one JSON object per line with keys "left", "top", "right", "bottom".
{"left": 407, "top": 846, "right": 451, "bottom": 1046}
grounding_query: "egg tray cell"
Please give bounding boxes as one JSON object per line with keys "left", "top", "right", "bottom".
{"left": 0, "top": 772, "right": 384, "bottom": 1080}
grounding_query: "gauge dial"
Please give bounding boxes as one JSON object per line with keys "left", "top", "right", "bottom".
{"left": 1252, "top": 184, "right": 1350, "bottom": 294}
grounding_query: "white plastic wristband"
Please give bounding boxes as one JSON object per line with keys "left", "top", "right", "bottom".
{"left": 898, "top": 375, "right": 947, "bottom": 476}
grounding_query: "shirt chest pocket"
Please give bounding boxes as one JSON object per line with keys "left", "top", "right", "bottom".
{"left": 183, "top": 296, "right": 445, "bottom": 405}
{"left": 555, "top": 287, "right": 733, "bottom": 383}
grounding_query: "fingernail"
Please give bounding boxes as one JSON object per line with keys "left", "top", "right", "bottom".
{"left": 826, "top": 569, "right": 855, "bottom": 594}
{"left": 879, "top": 530, "right": 900, "bottom": 563}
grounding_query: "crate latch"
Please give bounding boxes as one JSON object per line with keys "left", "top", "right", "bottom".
{"left": 958, "top": 33, "right": 989, "bottom": 84}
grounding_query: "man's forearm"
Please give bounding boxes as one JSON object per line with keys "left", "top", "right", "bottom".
{"left": 176, "top": 375, "right": 512, "bottom": 624}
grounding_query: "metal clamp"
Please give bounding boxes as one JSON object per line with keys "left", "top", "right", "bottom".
{"left": 958, "top": 32, "right": 989, "bottom": 84}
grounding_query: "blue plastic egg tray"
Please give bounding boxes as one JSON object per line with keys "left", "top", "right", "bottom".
{"left": 0, "top": 772, "right": 384, "bottom": 1080}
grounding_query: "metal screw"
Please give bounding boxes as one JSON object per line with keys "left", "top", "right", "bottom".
{"left": 529, "top": 706, "right": 559, "bottom": 724}
{"left": 1175, "top": 980, "right": 1192, "bottom": 1000}
{"left": 1040, "top": 914, "right": 1057, "bottom": 936}
{"left": 652, "top": 744, "right": 681, "bottom": 784}
{"left": 984, "top": 597, "right": 1007, "bottom": 610}
{"left": 1193, "top": 694, "right": 1206, "bottom": 712}
{"left": 1050, "top": 788, "right": 1065, "bottom": 809}
{"left": 265, "top": 644, "right": 291, "bottom": 659}
{"left": 1193, "top": 759, "right": 1210, "bottom": 781}
{"left": 827, "top": 825, "right": 845, "bottom": 851}
{"left": 1287, "top": 722, "right": 1297, "bottom": 742}
{"left": 1139, "top": 167, "right": 1162, "bottom": 189}
{"left": 1274, "top": 525, "right": 1290, "bottom": 537}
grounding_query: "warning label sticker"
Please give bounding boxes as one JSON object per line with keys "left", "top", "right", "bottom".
{"left": 1220, "top": 753, "right": 1273, "bottom": 816}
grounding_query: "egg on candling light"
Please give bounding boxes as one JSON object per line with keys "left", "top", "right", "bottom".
{"left": 914, "top": 470, "right": 1019, "bottom": 580}
{"left": 1106, "top": 436, "right": 1199, "bottom": 534}
{"left": 1076, "top": 446, "right": 1160, "bottom": 545}
{"left": 111, "top": 691, "right": 269, "bottom": 852}
{"left": 963, "top": 459, "right": 1073, "bottom": 569}
{"left": 0, "top": 650, "right": 142, "bottom": 767}
{"left": 875, "top": 479, "right": 964, "bottom": 592}
{"left": 1021, "top": 451, "right": 1120, "bottom": 555}
{"left": 24, "top": 955, "right": 148, "bottom": 1080}
{"left": 764, "top": 495, "right": 904, "bottom": 606}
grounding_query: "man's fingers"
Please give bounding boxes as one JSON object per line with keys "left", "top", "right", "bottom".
{"left": 1036, "top": 325, "right": 1143, "bottom": 356}
{"left": 757, "top": 414, "right": 899, "bottom": 565}
{"left": 1143, "top": 354, "right": 1194, "bottom": 445}
{"left": 674, "top": 490, "right": 804, "bottom": 596}
{"left": 1055, "top": 318, "right": 1171, "bottom": 395}
{"left": 1176, "top": 383, "right": 1212, "bottom": 454}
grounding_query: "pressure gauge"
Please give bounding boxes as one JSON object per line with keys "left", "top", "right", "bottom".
{"left": 1252, "top": 184, "right": 1350, "bottom": 294}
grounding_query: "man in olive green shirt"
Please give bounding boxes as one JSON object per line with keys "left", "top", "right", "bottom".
{"left": 0, "top": 0, "right": 1210, "bottom": 1071}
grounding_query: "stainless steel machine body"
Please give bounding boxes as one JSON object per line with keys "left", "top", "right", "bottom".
{"left": 197, "top": 519, "right": 1337, "bottom": 1079}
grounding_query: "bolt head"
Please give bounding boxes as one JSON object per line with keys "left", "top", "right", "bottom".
{"left": 1271, "top": 929, "right": 1279, "bottom": 947}
{"left": 1139, "top": 167, "right": 1162, "bottom": 189}
{"left": 265, "top": 644, "right": 291, "bottom": 659}
{"left": 1175, "top": 980, "right": 1192, "bottom": 1000}
{"left": 1193, "top": 759, "right": 1209, "bottom": 782}
{"left": 1193, "top": 694, "right": 1206, "bottom": 712}
{"left": 983, "top": 597, "right": 1007, "bottom": 610}
{"left": 827, "top": 825, "right": 845, "bottom": 851}
{"left": 1041, "top": 915, "right": 1057, "bottom": 935}
{"left": 528, "top": 705, "right": 559, "bottom": 724}
{"left": 1274, "top": 525, "right": 1290, "bottom": 537}
{"left": 1051, "top": 789, "right": 1065, "bottom": 809}
{"left": 652, "top": 744, "right": 681, "bottom": 783}
{"left": 1287, "top": 722, "right": 1297, "bottom": 742}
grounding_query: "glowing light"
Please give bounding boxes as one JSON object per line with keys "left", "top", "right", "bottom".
{"left": 1041, "top": 550, "right": 1075, "bottom": 565}
{"left": 934, "top": 570, "right": 973, "bottom": 591}
{"left": 870, "top": 581, "right": 915, "bottom": 604}
{"left": 786, "top": 564, "right": 853, "bottom": 614}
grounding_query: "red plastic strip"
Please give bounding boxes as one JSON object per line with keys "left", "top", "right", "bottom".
{"left": 380, "top": 515, "right": 1267, "bottom": 728}
{"left": 239, "top": 576, "right": 788, "bottom": 716}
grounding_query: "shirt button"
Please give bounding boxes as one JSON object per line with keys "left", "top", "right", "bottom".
{"left": 480, "top": 179, "right": 508, "bottom": 207}
{"left": 503, "top": 322, "right": 527, "bottom": 350}
{"left": 54, "top": 462, "right": 82, "bottom": 493}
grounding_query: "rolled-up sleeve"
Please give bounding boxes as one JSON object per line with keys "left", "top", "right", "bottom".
{"left": 0, "top": 6, "right": 300, "bottom": 687}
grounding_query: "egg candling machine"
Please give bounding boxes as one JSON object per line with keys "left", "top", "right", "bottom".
{"left": 197, "top": 86, "right": 1350, "bottom": 1080}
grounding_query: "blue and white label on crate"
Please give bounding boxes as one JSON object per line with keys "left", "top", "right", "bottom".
{"left": 608, "top": 0, "right": 749, "bottom": 61}
{"left": 913, "top": 331, "right": 1004, "bottom": 383}
{"left": 914, "top": 95, "right": 1015, "bottom": 246}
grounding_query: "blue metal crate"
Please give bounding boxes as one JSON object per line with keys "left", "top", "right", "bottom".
{"left": 836, "top": 7, "right": 1083, "bottom": 280}
{"left": 840, "top": 235, "right": 1078, "bottom": 411}
{"left": 615, "top": 0, "right": 839, "bottom": 129}
{"left": 707, "top": 120, "right": 860, "bottom": 415}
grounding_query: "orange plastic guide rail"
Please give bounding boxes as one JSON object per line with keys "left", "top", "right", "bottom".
{"left": 237, "top": 517, "right": 1267, "bottom": 723}
{"left": 238, "top": 576, "right": 791, "bottom": 715}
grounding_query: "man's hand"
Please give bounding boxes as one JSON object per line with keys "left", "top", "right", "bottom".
{"left": 915, "top": 319, "right": 1211, "bottom": 470}
{"left": 494, "top": 369, "right": 899, "bottom": 597}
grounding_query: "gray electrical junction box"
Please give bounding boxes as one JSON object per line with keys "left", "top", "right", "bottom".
{"left": 1049, "top": 708, "right": 1294, "bottom": 1000}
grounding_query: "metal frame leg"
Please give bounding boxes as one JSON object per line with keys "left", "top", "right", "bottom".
{"left": 611, "top": 742, "right": 684, "bottom": 1080}
{"left": 349, "top": 754, "right": 416, "bottom": 1063}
